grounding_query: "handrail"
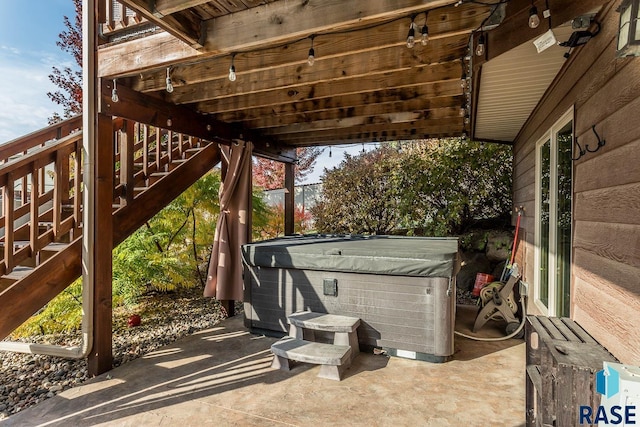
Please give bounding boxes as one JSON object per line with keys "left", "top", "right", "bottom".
{"left": 101, "top": 0, "right": 147, "bottom": 37}
{"left": 0, "top": 115, "right": 81, "bottom": 163}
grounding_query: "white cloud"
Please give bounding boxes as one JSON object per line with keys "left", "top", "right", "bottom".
{"left": 0, "top": 47, "right": 68, "bottom": 143}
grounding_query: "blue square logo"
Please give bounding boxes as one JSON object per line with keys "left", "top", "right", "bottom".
{"left": 596, "top": 365, "right": 620, "bottom": 398}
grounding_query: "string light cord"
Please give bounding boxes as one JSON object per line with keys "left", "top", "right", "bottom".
{"left": 160, "top": 1, "right": 504, "bottom": 78}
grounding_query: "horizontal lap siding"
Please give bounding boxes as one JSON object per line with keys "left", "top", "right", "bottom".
{"left": 512, "top": 0, "right": 640, "bottom": 364}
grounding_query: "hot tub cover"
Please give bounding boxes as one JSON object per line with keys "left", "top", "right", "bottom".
{"left": 242, "top": 235, "right": 460, "bottom": 278}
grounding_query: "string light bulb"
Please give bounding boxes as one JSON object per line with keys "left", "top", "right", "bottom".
{"left": 165, "top": 67, "right": 174, "bottom": 93}
{"left": 361, "top": 143, "right": 365, "bottom": 153}
{"left": 228, "top": 54, "right": 237, "bottom": 82}
{"left": 329, "top": 146, "right": 332, "bottom": 157}
{"left": 529, "top": 5, "right": 540, "bottom": 28}
{"left": 166, "top": 117, "right": 172, "bottom": 127}
{"left": 111, "top": 79, "right": 119, "bottom": 103}
{"left": 406, "top": 17, "right": 416, "bottom": 48}
{"left": 308, "top": 35, "right": 315, "bottom": 66}
{"left": 421, "top": 12, "right": 429, "bottom": 46}
{"left": 475, "top": 33, "right": 485, "bottom": 57}
{"left": 528, "top": 3, "right": 540, "bottom": 29}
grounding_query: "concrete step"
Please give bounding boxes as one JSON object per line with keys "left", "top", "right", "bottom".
{"left": 270, "top": 336, "right": 351, "bottom": 381}
{"left": 288, "top": 311, "right": 360, "bottom": 333}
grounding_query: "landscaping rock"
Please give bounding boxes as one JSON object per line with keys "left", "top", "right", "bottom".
{"left": 0, "top": 287, "right": 228, "bottom": 420}
{"left": 486, "top": 231, "right": 513, "bottom": 262}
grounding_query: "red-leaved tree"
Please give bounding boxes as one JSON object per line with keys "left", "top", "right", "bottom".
{"left": 253, "top": 147, "right": 323, "bottom": 190}
{"left": 48, "top": 0, "right": 82, "bottom": 123}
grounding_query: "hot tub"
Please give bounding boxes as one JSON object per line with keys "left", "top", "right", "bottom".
{"left": 242, "top": 235, "right": 460, "bottom": 362}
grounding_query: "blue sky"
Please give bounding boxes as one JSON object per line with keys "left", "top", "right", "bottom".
{"left": 0, "top": 1, "right": 75, "bottom": 143}
{"left": 0, "top": 0, "right": 366, "bottom": 182}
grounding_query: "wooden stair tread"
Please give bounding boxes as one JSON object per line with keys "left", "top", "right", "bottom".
{"left": 3, "top": 266, "right": 34, "bottom": 280}
{"left": 41, "top": 242, "right": 71, "bottom": 252}
{"left": 288, "top": 311, "right": 360, "bottom": 333}
{"left": 270, "top": 337, "right": 351, "bottom": 366}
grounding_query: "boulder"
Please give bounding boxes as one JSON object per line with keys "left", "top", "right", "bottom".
{"left": 456, "top": 251, "right": 492, "bottom": 292}
{"left": 486, "top": 231, "right": 513, "bottom": 262}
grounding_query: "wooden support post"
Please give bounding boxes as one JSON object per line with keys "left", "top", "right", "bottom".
{"left": 120, "top": 120, "right": 135, "bottom": 205}
{"left": 284, "top": 161, "right": 295, "bottom": 236}
{"left": 30, "top": 167, "right": 39, "bottom": 258}
{"left": 73, "top": 143, "right": 82, "bottom": 239}
{"left": 53, "top": 151, "right": 65, "bottom": 236}
{"left": 4, "top": 172, "right": 15, "bottom": 273}
{"left": 87, "top": 113, "right": 114, "bottom": 376}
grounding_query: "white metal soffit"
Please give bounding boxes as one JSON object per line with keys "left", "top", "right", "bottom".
{"left": 474, "top": 24, "right": 574, "bottom": 142}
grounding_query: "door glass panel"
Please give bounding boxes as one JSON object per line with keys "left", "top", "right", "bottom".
{"left": 539, "top": 139, "right": 551, "bottom": 308}
{"left": 556, "top": 123, "right": 572, "bottom": 317}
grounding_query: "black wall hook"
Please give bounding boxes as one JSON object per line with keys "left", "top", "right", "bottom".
{"left": 572, "top": 136, "right": 586, "bottom": 161}
{"left": 585, "top": 124, "right": 605, "bottom": 153}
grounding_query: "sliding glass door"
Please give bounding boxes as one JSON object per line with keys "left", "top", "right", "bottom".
{"left": 535, "top": 110, "right": 573, "bottom": 317}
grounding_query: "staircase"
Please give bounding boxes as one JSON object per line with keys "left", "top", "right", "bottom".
{"left": 0, "top": 115, "right": 221, "bottom": 340}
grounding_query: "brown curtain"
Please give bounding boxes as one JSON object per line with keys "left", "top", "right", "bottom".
{"left": 204, "top": 140, "right": 252, "bottom": 301}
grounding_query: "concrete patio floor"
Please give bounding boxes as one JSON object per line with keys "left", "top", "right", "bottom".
{"left": 2, "top": 306, "right": 525, "bottom": 427}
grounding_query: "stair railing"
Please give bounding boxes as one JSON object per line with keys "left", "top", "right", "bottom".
{"left": 0, "top": 116, "right": 208, "bottom": 358}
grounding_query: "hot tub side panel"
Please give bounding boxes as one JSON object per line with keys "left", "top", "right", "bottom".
{"left": 244, "top": 266, "right": 455, "bottom": 359}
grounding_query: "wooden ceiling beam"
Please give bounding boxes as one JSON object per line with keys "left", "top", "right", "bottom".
{"left": 208, "top": 82, "right": 463, "bottom": 124}
{"left": 282, "top": 132, "right": 459, "bottom": 147}
{"left": 237, "top": 102, "right": 463, "bottom": 130}
{"left": 98, "top": 80, "right": 296, "bottom": 163}
{"left": 262, "top": 109, "right": 463, "bottom": 136}
{"left": 132, "top": 35, "right": 468, "bottom": 94}
{"left": 194, "top": 69, "right": 463, "bottom": 114}
{"left": 99, "top": 2, "right": 488, "bottom": 78}
{"left": 277, "top": 122, "right": 464, "bottom": 145}
{"left": 170, "top": 59, "right": 462, "bottom": 106}
{"left": 117, "top": 0, "right": 205, "bottom": 48}
{"left": 154, "top": 0, "right": 212, "bottom": 16}
{"left": 201, "top": 0, "right": 465, "bottom": 54}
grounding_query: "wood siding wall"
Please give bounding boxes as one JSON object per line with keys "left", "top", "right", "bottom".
{"left": 512, "top": 0, "right": 640, "bottom": 365}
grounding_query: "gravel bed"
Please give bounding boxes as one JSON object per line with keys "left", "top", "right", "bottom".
{"left": 0, "top": 287, "right": 232, "bottom": 420}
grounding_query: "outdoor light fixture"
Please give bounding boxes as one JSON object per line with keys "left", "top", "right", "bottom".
{"left": 166, "top": 117, "right": 173, "bottom": 127}
{"left": 529, "top": 4, "right": 541, "bottom": 29}
{"left": 421, "top": 12, "right": 430, "bottom": 46}
{"left": 165, "top": 67, "right": 174, "bottom": 93}
{"left": 111, "top": 79, "right": 119, "bottom": 103}
{"left": 475, "top": 33, "right": 485, "bottom": 56}
{"left": 308, "top": 35, "right": 315, "bottom": 66}
{"left": 407, "top": 16, "right": 416, "bottom": 48}
{"left": 228, "top": 54, "right": 237, "bottom": 82}
{"left": 617, "top": 0, "right": 640, "bottom": 57}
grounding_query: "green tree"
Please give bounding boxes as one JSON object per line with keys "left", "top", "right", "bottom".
{"left": 394, "top": 139, "right": 512, "bottom": 235}
{"left": 312, "top": 139, "right": 512, "bottom": 236}
{"left": 311, "top": 148, "right": 402, "bottom": 234}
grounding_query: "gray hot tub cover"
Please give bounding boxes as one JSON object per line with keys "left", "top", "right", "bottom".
{"left": 242, "top": 235, "right": 460, "bottom": 278}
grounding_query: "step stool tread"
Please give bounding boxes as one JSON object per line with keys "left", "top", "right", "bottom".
{"left": 271, "top": 337, "right": 351, "bottom": 366}
{"left": 288, "top": 311, "right": 360, "bottom": 333}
